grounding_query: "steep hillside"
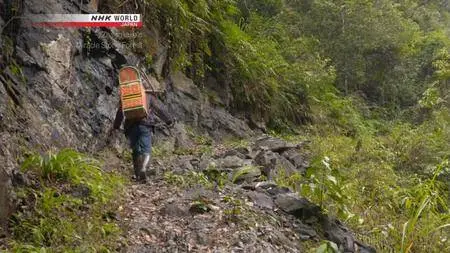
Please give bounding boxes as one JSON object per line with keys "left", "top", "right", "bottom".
{"left": 0, "top": 0, "right": 251, "bottom": 237}
{"left": 0, "top": 0, "right": 372, "bottom": 252}
{"left": 121, "top": 136, "right": 374, "bottom": 252}
{"left": 1, "top": 0, "right": 449, "bottom": 252}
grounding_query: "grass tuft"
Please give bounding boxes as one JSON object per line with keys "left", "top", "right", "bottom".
{"left": 9, "top": 149, "right": 126, "bottom": 252}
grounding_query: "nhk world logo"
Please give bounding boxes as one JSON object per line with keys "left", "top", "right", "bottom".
{"left": 30, "top": 14, "right": 142, "bottom": 28}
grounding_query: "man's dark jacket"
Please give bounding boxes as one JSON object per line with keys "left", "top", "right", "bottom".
{"left": 113, "top": 93, "right": 173, "bottom": 131}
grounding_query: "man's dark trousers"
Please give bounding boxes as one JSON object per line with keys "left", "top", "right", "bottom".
{"left": 125, "top": 123, "right": 152, "bottom": 181}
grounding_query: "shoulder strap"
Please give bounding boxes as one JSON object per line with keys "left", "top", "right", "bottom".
{"left": 146, "top": 92, "right": 153, "bottom": 111}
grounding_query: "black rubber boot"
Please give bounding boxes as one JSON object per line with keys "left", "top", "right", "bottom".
{"left": 133, "top": 154, "right": 150, "bottom": 183}
{"left": 141, "top": 154, "right": 150, "bottom": 183}
{"left": 132, "top": 155, "right": 140, "bottom": 180}
{"left": 132, "top": 155, "right": 145, "bottom": 183}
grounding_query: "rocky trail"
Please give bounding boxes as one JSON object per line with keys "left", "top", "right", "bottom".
{"left": 122, "top": 177, "right": 305, "bottom": 252}
{"left": 117, "top": 136, "right": 376, "bottom": 253}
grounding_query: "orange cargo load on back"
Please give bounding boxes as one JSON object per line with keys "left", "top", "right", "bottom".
{"left": 118, "top": 66, "right": 148, "bottom": 120}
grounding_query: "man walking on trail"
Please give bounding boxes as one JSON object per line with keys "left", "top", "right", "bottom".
{"left": 111, "top": 92, "right": 174, "bottom": 183}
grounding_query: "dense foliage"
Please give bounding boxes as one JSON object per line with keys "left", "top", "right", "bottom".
{"left": 9, "top": 150, "right": 125, "bottom": 252}
{"left": 107, "top": 0, "right": 449, "bottom": 124}
{"left": 99, "top": 0, "right": 450, "bottom": 251}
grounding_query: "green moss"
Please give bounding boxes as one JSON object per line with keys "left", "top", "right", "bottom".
{"left": 231, "top": 165, "right": 260, "bottom": 183}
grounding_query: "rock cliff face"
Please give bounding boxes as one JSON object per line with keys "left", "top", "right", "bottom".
{"left": 0, "top": 0, "right": 250, "bottom": 229}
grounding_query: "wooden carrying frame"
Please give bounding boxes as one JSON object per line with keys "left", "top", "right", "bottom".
{"left": 119, "top": 66, "right": 148, "bottom": 119}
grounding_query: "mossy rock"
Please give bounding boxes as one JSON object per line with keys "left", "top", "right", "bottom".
{"left": 232, "top": 166, "right": 261, "bottom": 184}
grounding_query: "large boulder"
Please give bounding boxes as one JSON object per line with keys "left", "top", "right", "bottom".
{"left": 321, "top": 218, "right": 376, "bottom": 253}
{"left": 246, "top": 191, "right": 274, "bottom": 209}
{"left": 274, "top": 193, "right": 322, "bottom": 221}
{"left": 253, "top": 136, "right": 297, "bottom": 153}
{"left": 224, "top": 146, "right": 253, "bottom": 159}
{"left": 232, "top": 165, "right": 261, "bottom": 184}
{"left": 12, "top": 2, "right": 122, "bottom": 150}
{"left": 273, "top": 192, "right": 375, "bottom": 253}
{"left": 282, "top": 149, "right": 309, "bottom": 173}
{"left": 253, "top": 150, "right": 297, "bottom": 180}
{"left": 217, "top": 155, "right": 252, "bottom": 169}
{"left": 254, "top": 181, "right": 291, "bottom": 196}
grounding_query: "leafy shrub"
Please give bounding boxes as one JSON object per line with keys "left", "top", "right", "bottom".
{"left": 10, "top": 149, "right": 125, "bottom": 252}
{"left": 302, "top": 105, "right": 450, "bottom": 251}
{"left": 315, "top": 240, "right": 339, "bottom": 253}
{"left": 398, "top": 159, "right": 450, "bottom": 252}
{"left": 21, "top": 149, "right": 123, "bottom": 202}
{"left": 274, "top": 156, "right": 353, "bottom": 221}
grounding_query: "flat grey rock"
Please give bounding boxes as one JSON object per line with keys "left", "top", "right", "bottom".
{"left": 246, "top": 191, "right": 274, "bottom": 209}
